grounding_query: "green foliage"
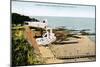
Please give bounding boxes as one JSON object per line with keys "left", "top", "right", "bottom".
{"left": 12, "top": 13, "right": 31, "bottom": 26}
{"left": 12, "top": 30, "right": 42, "bottom": 66}
{"left": 12, "top": 13, "right": 39, "bottom": 26}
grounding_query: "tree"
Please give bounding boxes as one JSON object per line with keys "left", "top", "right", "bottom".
{"left": 12, "top": 13, "right": 39, "bottom": 26}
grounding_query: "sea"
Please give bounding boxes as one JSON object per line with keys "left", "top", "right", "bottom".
{"left": 32, "top": 16, "right": 96, "bottom": 42}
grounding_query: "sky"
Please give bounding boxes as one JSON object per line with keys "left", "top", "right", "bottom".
{"left": 12, "top": 1, "right": 95, "bottom": 18}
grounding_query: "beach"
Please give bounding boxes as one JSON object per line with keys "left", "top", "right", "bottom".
{"left": 38, "top": 35, "right": 96, "bottom": 64}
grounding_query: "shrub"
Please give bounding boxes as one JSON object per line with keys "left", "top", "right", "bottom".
{"left": 12, "top": 30, "right": 42, "bottom": 66}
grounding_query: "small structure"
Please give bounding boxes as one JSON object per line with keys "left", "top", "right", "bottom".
{"left": 24, "top": 19, "right": 56, "bottom": 45}
{"left": 24, "top": 19, "right": 48, "bottom": 29}
{"left": 36, "top": 28, "right": 56, "bottom": 45}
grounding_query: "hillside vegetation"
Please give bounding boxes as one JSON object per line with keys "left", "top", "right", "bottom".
{"left": 12, "top": 29, "right": 43, "bottom": 66}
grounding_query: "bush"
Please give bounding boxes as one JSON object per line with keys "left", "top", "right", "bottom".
{"left": 12, "top": 30, "right": 42, "bottom": 66}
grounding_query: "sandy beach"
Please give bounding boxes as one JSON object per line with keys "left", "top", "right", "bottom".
{"left": 38, "top": 35, "right": 96, "bottom": 64}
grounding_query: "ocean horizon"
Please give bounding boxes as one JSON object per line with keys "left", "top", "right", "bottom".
{"left": 32, "top": 16, "right": 95, "bottom": 33}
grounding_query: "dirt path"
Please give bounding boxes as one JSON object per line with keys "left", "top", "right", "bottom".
{"left": 38, "top": 46, "right": 64, "bottom": 64}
